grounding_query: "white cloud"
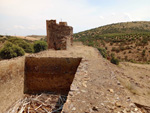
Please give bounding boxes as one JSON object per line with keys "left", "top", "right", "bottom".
{"left": 111, "top": 13, "right": 116, "bottom": 16}
{"left": 99, "top": 16, "right": 104, "bottom": 20}
{"left": 14, "top": 25, "right": 25, "bottom": 29}
{"left": 27, "top": 25, "right": 45, "bottom": 30}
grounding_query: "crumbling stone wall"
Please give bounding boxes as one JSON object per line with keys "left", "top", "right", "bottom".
{"left": 24, "top": 57, "right": 81, "bottom": 94}
{"left": 46, "top": 20, "right": 73, "bottom": 50}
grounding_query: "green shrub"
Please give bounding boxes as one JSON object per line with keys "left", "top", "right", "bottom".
{"left": 33, "top": 40, "right": 48, "bottom": 53}
{"left": 111, "top": 47, "right": 116, "bottom": 51}
{"left": 142, "top": 49, "right": 146, "bottom": 56}
{"left": 7, "top": 37, "right": 33, "bottom": 53}
{"left": 111, "top": 57, "right": 119, "bottom": 65}
{"left": 88, "top": 41, "right": 94, "bottom": 46}
{"left": 0, "top": 42, "right": 25, "bottom": 59}
{"left": 98, "top": 48, "right": 107, "bottom": 58}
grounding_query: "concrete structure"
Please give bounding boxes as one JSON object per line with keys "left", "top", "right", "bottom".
{"left": 46, "top": 20, "right": 73, "bottom": 50}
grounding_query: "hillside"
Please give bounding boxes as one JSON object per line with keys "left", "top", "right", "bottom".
{"left": 74, "top": 21, "right": 150, "bottom": 63}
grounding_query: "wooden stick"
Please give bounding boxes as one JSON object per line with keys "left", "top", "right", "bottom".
{"left": 35, "top": 104, "right": 42, "bottom": 111}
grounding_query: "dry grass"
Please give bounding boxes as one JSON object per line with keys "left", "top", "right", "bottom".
{"left": 117, "top": 76, "right": 139, "bottom": 95}
{"left": 116, "top": 62, "right": 150, "bottom": 105}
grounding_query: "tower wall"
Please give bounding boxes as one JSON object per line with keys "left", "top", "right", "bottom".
{"left": 46, "top": 20, "right": 73, "bottom": 50}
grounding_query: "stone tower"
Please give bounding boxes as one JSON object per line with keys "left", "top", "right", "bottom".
{"left": 46, "top": 20, "right": 73, "bottom": 50}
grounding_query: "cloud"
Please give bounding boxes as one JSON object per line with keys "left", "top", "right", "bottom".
{"left": 111, "top": 13, "right": 116, "bottom": 16}
{"left": 99, "top": 16, "right": 104, "bottom": 20}
{"left": 27, "top": 25, "right": 45, "bottom": 30}
{"left": 14, "top": 25, "right": 25, "bottom": 29}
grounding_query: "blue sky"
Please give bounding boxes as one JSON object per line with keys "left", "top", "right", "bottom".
{"left": 0, "top": 0, "right": 150, "bottom": 36}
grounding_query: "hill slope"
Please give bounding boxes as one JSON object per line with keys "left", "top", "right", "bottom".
{"left": 75, "top": 21, "right": 150, "bottom": 36}
{"left": 74, "top": 21, "right": 150, "bottom": 63}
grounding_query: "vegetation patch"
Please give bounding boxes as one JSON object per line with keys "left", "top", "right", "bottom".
{"left": 33, "top": 40, "right": 48, "bottom": 53}
{"left": 111, "top": 57, "right": 119, "bottom": 65}
{"left": 74, "top": 21, "right": 150, "bottom": 63}
{"left": 97, "top": 48, "right": 107, "bottom": 58}
{"left": 7, "top": 37, "right": 33, "bottom": 53}
{"left": 0, "top": 42, "right": 25, "bottom": 59}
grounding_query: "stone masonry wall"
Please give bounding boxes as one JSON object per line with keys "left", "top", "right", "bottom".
{"left": 24, "top": 57, "right": 81, "bottom": 94}
{"left": 46, "top": 20, "right": 73, "bottom": 50}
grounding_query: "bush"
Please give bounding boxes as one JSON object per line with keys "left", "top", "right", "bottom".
{"left": 111, "top": 47, "right": 116, "bottom": 51}
{"left": 0, "top": 42, "right": 25, "bottom": 59}
{"left": 111, "top": 57, "right": 119, "bottom": 65}
{"left": 7, "top": 37, "right": 33, "bottom": 53}
{"left": 98, "top": 48, "right": 107, "bottom": 58}
{"left": 33, "top": 40, "right": 48, "bottom": 53}
{"left": 142, "top": 49, "right": 146, "bottom": 56}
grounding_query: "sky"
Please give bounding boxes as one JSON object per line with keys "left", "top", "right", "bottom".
{"left": 0, "top": 0, "right": 150, "bottom": 36}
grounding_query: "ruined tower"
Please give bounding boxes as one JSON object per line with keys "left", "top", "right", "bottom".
{"left": 46, "top": 20, "right": 73, "bottom": 50}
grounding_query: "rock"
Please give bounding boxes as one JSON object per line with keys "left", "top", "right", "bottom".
{"left": 81, "top": 90, "right": 87, "bottom": 93}
{"left": 101, "top": 103, "right": 104, "bottom": 106}
{"left": 95, "top": 90, "right": 99, "bottom": 94}
{"left": 116, "top": 97, "right": 120, "bottom": 100}
{"left": 108, "top": 89, "right": 114, "bottom": 93}
{"left": 125, "top": 108, "right": 130, "bottom": 112}
{"left": 117, "top": 81, "right": 121, "bottom": 85}
{"left": 122, "top": 109, "right": 127, "bottom": 113}
{"left": 69, "top": 91, "right": 73, "bottom": 96}
{"left": 72, "top": 107, "right": 76, "bottom": 111}
{"left": 71, "top": 85, "right": 79, "bottom": 91}
{"left": 109, "top": 106, "right": 116, "bottom": 110}
{"left": 92, "top": 106, "right": 99, "bottom": 111}
{"left": 131, "top": 111, "right": 135, "bottom": 113}
{"left": 82, "top": 81, "right": 87, "bottom": 87}
{"left": 129, "top": 103, "right": 135, "bottom": 107}
{"left": 134, "top": 108, "right": 138, "bottom": 111}
{"left": 115, "top": 102, "right": 121, "bottom": 107}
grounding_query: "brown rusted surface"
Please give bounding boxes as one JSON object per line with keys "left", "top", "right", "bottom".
{"left": 24, "top": 57, "right": 81, "bottom": 94}
{"left": 46, "top": 20, "right": 73, "bottom": 50}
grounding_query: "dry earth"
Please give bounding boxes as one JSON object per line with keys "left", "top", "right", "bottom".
{"left": 0, "top": 42, "right": 150, "bottom": 113}
{"left": 116, "top": 62, "right": 150, "bottom": 106}
{"left": 14, "top": 36, "right": 42, "bottom": 41}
